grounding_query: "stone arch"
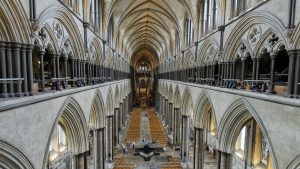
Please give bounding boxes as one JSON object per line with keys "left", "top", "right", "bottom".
{"left": 33, "top": 24, "right": 58, "bottom": 53}
{"left": 194, "top": 90, "right": 217, "bottom": 130}
{"left": 168, "top": 85, "right": 173, "bottom": 103}
{"left": 184, "top": 48, "right": 195, "bottom": 68}
{"left": 0, "top": 140, "right": 34, "bottom": 169}
{"left": 197, "top": 38, "right": 220, "bottom": 64}
{"left": 35, "top": 5, "right": 85, "bottom": 59}
{"left": 0, "top": 0, "right": 31, "bottom": 43}
{"left": 115, "top": 85, "right": 120, "bottom": 108}
{"left": 182, "top": 87, "right": 193, "bottom": 117}
{"left": 89, "top": 90, "right": 105, "bottom": 129}
{"left": 254, "top": 28, "right": 287, "bottom": 57}
{"left": 291, "top": 23, "right": 300, "bottom": 49}
{"left": 87, "top": 37, "right": 103, "bottom": 65}
{"left": 165, "top": 83, "right": 169, "bottom": 99}
{"left": 217, "top": 98, "right": 278, "bottom": 169}
{"left": 173, "top": 85, "right": 182, "bottom": 108}
{"left": 42, "top": 97, "right": 89, "bottom": 169}
{"left": 287, "top": 154, "right": 300, "bottom": 169}
{"left": 106, "top": 86, "right": 114, "bottom": 115}
{"left": 223, "top": 11, "right": 288, "bottom": 61}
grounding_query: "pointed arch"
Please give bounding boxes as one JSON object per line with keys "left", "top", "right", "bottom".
{"left": 0, "top": 140, "right": 34, "bottom": 169}
{"left": 194, "top": 90, "right": 217, "bottom": 131}
{"left": 106, "top": 86, "right": 114, "bottom": 115}
{"left": 223, "top": 11, "right": 288, "bottom": 61}
{"left": 217, "top": 98, "right": 278, "bottom": 169}
{"left": 35, "top": 5, "right": 85, "bottom": 59}
{"left": 168, "top": 85, "right": 173, "bottom": 103}
{"left": 115, "top": 85, "right": 120, "bottom": 108}
{"left": 0, "top": 0, "right": 31, "bottom": 43}
{"left": 197, "top": 38, "right": 220, "bottom": 64}
{"left": 182, "top": 87, "right": 193, "bottom": 117}
{"left": 287, "top": 154, "right": 300, "bottom": 169}
{"left": 89, "top": 90, "right": 105, "bottom": 129}
{"left": 42, "top": 97, "right": 88, "bottom": 169}
{"left": 174, "top": 85, "right": 182, "bottom": 109}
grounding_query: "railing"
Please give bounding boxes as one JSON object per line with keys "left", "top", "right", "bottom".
{"left": 0, "top": 78, "right": 24, "bottom": 84}
{"left": 159, "top": 69, "right": 296, "bottom": 99}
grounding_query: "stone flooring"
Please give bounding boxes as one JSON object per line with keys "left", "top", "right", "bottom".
{"left": 112, "top": 107, "right": 218, "bottom": 169}
{"left": 113, "top": 108, "right": 182, "bottom": 169}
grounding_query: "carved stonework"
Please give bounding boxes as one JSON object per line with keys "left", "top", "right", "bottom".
{"left": 38, "top": 28, "right": 47, "bottom": 41}
{"left": 54, "top": 23, "right": 63, "bottom": 40}
{"left": 248, "top": 26, "right": 261, "bottom": 44}
{"left": 268, "top": 33, "right": 279, "bottom": 46}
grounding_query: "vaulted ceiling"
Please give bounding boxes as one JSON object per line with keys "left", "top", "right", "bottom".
{"left": 105, "top": 0, "right": 195, "bottom": 71}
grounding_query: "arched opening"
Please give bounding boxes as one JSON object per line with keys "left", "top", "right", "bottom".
{"left": 194, "top": 92, "right": 217, "bottom": 169}
{"left": 233, "top": 119, "right": 273, "bottom": 169}
{"left": 0, "top": 140, "right": 34, "bottom": 169}
{"left": 87, "top": 91, "right": 105, "bottom": 169}
{"left": 218, "top": 99, "right": 278, "bottom": 169}
{"left": 44, "top": 98, "right": 88, "bottom": 169}
{"left": 181, "top": 88, "right": 194, "bottom": 164}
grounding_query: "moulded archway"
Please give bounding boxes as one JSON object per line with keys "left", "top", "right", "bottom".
{"left": 89, "top": 90, "right": 105, "bottom": 129}
{"left": 0, "top": 140, "right": 34, "bottom": 169}
{"left": 218, "top": 98, "right": 278, "bottom": 169}
{"left": 182, "top": 87, "right": 193, "bottom": 117}
{"left": 194, "top": 90, "right": 217, "bottom": 130}
{"left": 42, "top": 97, "right": 89, "bottom": 169}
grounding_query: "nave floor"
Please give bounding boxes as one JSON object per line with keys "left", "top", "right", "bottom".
{"left": 112, "top": 108, "right": 217, "bottom": 169}
{"left": 113, "top": 108, "right": 182, "bottom": 169}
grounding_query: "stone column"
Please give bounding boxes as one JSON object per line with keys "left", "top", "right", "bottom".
{"left": 0, "top": 42, "right": 8, "bottom": 98}
{"left": 77, "top": 59, "right": 81, "bottom": 79}
{"left": 226, "top": 62, "right": 230, "bottom": 79}
{"left": 39, "top": 50, "right": 46, "bottom": 92}
{"left": 181, "top": 115, "right": 190, "bottom": 163}
{"left": 252, "top": 58, "right": 256, "bottom": 80}
{"left": 74, "top": 152, "right": 87, "bottom": 169}
{"left": 220, "top": 63, "right": 224, "bottom": 86}
{"left": 106, "top": 115, "right": 114, "bottom": 162}
{"left": 194, "top": 127, "right": 205, "bottom": 169}
{"left": 94, "top": 128, "right": 105, "bottom": 169}
{"left": 288, "top": 50, "right": 297, "bottom": 96}
{"left": 173, "top": 108, "right": 179, "bottom": 145}
{"left": 255, "top": 58, "right": 260, "bottom": 80}
{"left": 114, "top": 108, "right": 120, "bottom": 147}
{"left": 169, "top": 103, "right": 173, "bottom": 135}
{"left": 74, "top": 59, "right": 78, "bottom": 79}
{"left": 83, "top": 60, "right": 86, "bottom": 82}
{"left": 293, "top": 50, "right": 300, "bottom": 97}
{"left": 241, "top": 59, "right": 246, "bottom": 89}
{"left": 13, "top": 43, "right": 22, "bottom": 96}
{"left": 231, "top": 62, "right": 235, "bottom": 79}
{"left": 217, "top": 151, "right": 230, "bottom": 169}
{"left": 120, "top": 103, "right": 123, "bottom": 127}
{"left": 269, "top": 54, "right": 276, "bottom": 93}
{"left": 21, "top": 44, "right": 28, "bottom": 96}
{"left": 51, "top": 54, "right": 57, "bottom": 78}
{"left": 56, "top": 54, "right": 60, "bottom": 78}
{"left": 63, "top": 54, "right": 68, "bottom": 78}
{"left": 6, "top": 43, "right": 13, "bottom": 96}
{"left": 26, "top": 44, "right": 34, "bottom": 95}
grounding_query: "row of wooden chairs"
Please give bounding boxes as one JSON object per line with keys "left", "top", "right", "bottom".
{"left": 113, "top": 158, "right": 134, "bottom": 169}
{"left": 148, "top": 110, "right": 168, "bottom": 145}
{"left": 161, "top": 157, "right": 182, "bottom": 169}
{"left": 124, "top": 109, "right": 141, "bottom": 142}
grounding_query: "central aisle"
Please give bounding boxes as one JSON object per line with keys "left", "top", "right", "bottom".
{"left": 113, "top": 108, "right": 182, "bottom": 169}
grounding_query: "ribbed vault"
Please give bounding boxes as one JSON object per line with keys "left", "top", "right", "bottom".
{"left": 106, "top": 0, "right": 194, "bottom": 70}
